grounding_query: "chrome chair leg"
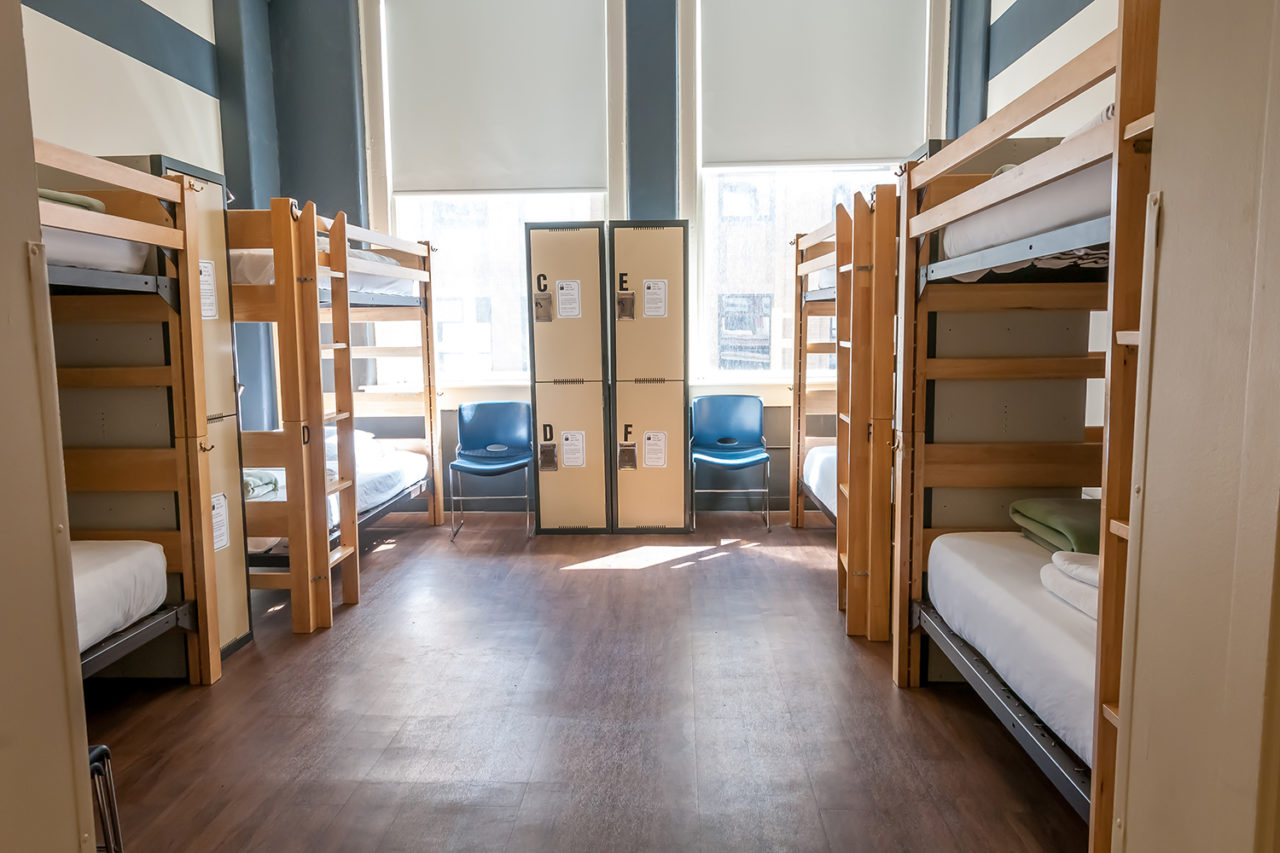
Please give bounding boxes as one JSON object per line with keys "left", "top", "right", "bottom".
{"left": 524, "top": 465, "right": 533, "bottom": 539}
{"left": 691, "top": 459, "right": 698, "bottom": 532}
{"left": 450, "top": 468, "right": 464, "bottom": 541}
{"left": 763, "top": 458, "right": 771, "bottom": 531}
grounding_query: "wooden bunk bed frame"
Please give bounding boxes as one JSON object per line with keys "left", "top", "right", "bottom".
{"left": 230, "top": 200, "right": 439, "bottom": 634}
{"left": 34, "top": 139, "right": 222, "bottom": 685}
{"left": 791, "top": 187, "right": 897, "bottom": 641}
{"left": 890, "top": 1, "right": 1157, "bottom": 844}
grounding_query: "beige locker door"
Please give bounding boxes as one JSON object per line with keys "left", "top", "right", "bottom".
{"left": 615, "top": 380, "right": 687, "bottom": 529}
{"left": 165, "top": 169, "right": 239, "bottom": 419}
{"left": 207, "top": 416, "right": 249, "bottom": 647}
{"left": 612, "top": 225, "right": 685, "bottom": 381}
{"left": 528, "top": 226, "right": 604, "bottom": 382}
{"left": 534, "top": 381, "right": 608, "bottom": 529}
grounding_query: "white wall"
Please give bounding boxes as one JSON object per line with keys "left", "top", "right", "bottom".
{"left": 1117, "top": 0, "right": 1280, "bottom": 849}
{"left": 21, "top": 1, "right": 223, "bottom": 173}
{"left": 988, "top": 0, "right": 1117, "bottom": 137}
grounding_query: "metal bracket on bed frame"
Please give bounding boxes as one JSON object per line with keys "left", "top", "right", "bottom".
{"left": 80, "top": 600, "right": 196, "bottom": 679}
{"left": 919, "top": 215, "right": 1112, "bottom": 291}
{"left": 917, "top": 600, "right": 1092, "bottom": 819}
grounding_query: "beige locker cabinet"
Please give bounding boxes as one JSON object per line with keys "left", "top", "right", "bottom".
{"left": 526, "top": 223, "right": 607, "bottom": 383}
{"left": 609, "top": 222, "right": 688, "bottom": 383}
{"left": 614, "top": 380, "right": 688, "bottom": 530}
{"left": 207, "top": 415, "right": 250, "bottom": 646}
{"left": 532, "top": 381, "right": 611, "bottom": 531}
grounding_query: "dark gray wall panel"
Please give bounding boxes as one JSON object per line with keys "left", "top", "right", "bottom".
{"left": 946, "top": 0, "right": 991, "bottom": 137}
{"left": 988, "top": 0, "right": 1095, "bottom": 79}
{"left": 213, "top": 0, "right": 280, "bottom": 209}
{"left": 625, "top": 0, "right": 679, "bottom": 220}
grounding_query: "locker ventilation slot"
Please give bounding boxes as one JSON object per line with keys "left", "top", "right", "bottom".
{"left": 552, "top": 378, "right": 586, "bottom": 385}
{"left": 634, "top": 377, "right": 668, "bottom": 384}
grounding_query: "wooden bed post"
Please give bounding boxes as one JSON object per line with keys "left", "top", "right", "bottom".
{"left": 789, "top": 233, "right": 806, "bottom": 529}
{"left": 847, "top": 200, "right": 872, "bottom": 638}
{"left": 328, "top": 213, "right": 361, "bottom": 605}
{"left": 418, "top": 241, "right": 444, "bottom": 526}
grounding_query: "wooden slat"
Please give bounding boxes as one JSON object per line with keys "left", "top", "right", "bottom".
{"left": 910, "top": 31, "right": 1119, "bottom": 188}
{"left": 320, "top": 346, "right": 420, "bottom": 360}
{"left": 924, "top": 354, "right": 1106, "bottom": 380}
{"left": 346, "top": 258, "right": 430, "bottom": 282}
{"left": 244, "top": 499, "right": 289, "bottom": 536}
{"left": 922, "top": 442, "right": 1103, "bottom": 488}
{"left": 344, "top": 223, "right": 431, "bottom": 257}
{"left": 797, "top": 220, "right": 836, "bottom": 250}
{"left": 240, "top": 430, "right": 289, "bottom": 467}
{"left": 63, "top": 448, "right": 182, "bottom": 492}
{"left": 34, "top": 138, "right": 182, "bottom": 202}
{"left": 226, "top": 209, "right": 273, "bottom": 249}
{"left": 805, "top": 388, "right": 836, "bottom": 412}
{"left": 803, "top": 300, "right": 837, "bottom": 317}
{"left": 248, "top": 571, "right": 293, "bottom": 591}
{"left": 322, "top": 306, "right": 426, "bottom": 323}
{"left": 909, "top": 121, "right": 1115, "bottom": 239}
{"left": 1123, "top": 112, "right": 1155, "bottom": 141}
{"left": 922, "top": 282, "right": 1110, "bottom": 312}
{"left": 806, "top": 341, "right": 837, "bottom": 355}
{"left": 797, "top": 253, "right": 837, "bottom": 277}
{"left": 56, "top": 366, "right": 173, "bottom": 388}
{"left": 51, "top": 294, "right": 173, "bottom": 323}
{"left": 39, "top": 201, "right": 184, "bottom": 250}
{"left": 326, "top": 390, "right": 427, "bottom": 418}
{"left": 231, "top": 285, "right": 279, "bottom": 322}
{"left": 69, "top": 529, "right": 183, "bottom": 572}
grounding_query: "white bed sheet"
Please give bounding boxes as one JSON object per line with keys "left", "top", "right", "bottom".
{"left": 802, "top": 445, "right": 838, "bottom": 517}
{"left": 71, "top": 540, "right": 168, "bottom": 653}
{"left": 43, "top": 226, "right": 150, "bottom": 275}
{"left": 246, "top": 446, "right": 430, "bottom": 526}
{"left": 927, "top": 531, "right": 1097, "bottom": 765}
{"left": 941, "top": 161, "right": 1113, "bottom": 261}
{"left": 230, "top": 248, "right": 417, "bottom": 298}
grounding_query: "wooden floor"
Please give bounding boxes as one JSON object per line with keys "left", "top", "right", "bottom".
{"left": 86, "top": 514, "right": 1086, "bottom": 852}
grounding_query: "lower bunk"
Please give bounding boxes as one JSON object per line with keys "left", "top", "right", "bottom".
{"left": 918, "top": 531, "right": 1095, "bottom": 818}
{"left": 799, "top": 444, "right": 838, "bottom": 524}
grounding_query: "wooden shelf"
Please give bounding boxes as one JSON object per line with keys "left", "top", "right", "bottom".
{"left": 1124, "top": 112, "right": 1155, "bottom": 141}
{"left": 1115, "top": 330, "right": 1140, "bottom": 346}
{"left": 1102, "top": 702, "right": 1120, "bottom": 727}
{"left": 1110, "top": 519, "right": 1131, "bottom": 539}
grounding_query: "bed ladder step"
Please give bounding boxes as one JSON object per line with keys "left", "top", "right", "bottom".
{"left": 327, "top": 478, "right": 353, "bottom": 496}
{"left": 1109, "top": 519, "right": 1130, "bottom": 539}
{"left": 328, "top": 544, "right": 355, "bottom": 568}
{"left": 1101, "top": 701, "right": 1121, "bottom": 727}
{"left": 1115, "top": 330, "right": 1141, "bottom": 346}
{"left": 323, "top": 410, "right": 351, "bottom": 424}
{"left": 806, "top": 342, "right": 837, "bottom": 355}
{"left": 320, "top": 343, "right": 348, "bottom": 352}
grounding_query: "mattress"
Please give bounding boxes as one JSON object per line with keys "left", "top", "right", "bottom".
{"left": 42, "top": 226, "right": 150, "bottom": 275}
{"left": 230, "top": 248, "right": 417, "bottom": 297}
{"left": 802, "top": 445, "right": 838, "bottom": 517}
{"left": 927, "top": 531, "right": 1097, "bottom": 765}
{"left": 71, "top": 540, "right": 168, "bottom": 653}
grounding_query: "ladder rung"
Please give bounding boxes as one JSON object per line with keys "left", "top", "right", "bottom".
{"left": 323, "top": 411, "right": 352, "bottom": 424}
{"left": 327, "top": 478, "right": 353, "bottom": 496}
{"left": 1115, "top": 331, "right": 1140, "bottom": 346}
{"left": 329, "top": 544, "right": 355, "bottom": 568}
{"left": 320, "top": 343, "right": 349, "bottom": 352}
{"left": 1101, "top": 701, "right": 1120, "bottom": 727}
{"left": 806, "top": 342, "right": 837, "bottom": 355}
{"left": 1110, "top": 519, "right": 1130, "bottom": 539}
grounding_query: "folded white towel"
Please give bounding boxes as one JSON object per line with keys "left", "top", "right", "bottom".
{"left": 1052, "top": 551, "right": 1100, "bottom": 588}
{"left": 1041, "top": 564, "right": 1098, "bottom": 620}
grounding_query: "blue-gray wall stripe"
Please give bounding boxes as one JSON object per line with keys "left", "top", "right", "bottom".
{"left": 947, "top": 0, "right": 991, "bottom": 137}
{"left": 625, "top": 0, "right": 679, "bottom": 220}
{"left": 988, "top": 0, "right": 1096, "bottom": 79}
{"left": 22, "top": 0, "right": 218, "bottom": 97}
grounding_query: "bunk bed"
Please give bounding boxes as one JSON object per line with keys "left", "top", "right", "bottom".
{"left": 791, "top": 189, "right": 897, "bottom": 641}
{"left": 229, "top": 201, "right": 438, "bottom": 634}
{"left": 33, "top": 139, "right": 222, "bottom": 684}
{"left": 891, "top": 2, "right": 1157, "bottom": 843}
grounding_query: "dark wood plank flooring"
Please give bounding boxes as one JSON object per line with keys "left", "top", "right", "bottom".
{"left": 85, "top": 514, "right": 1085, "bottom": 852}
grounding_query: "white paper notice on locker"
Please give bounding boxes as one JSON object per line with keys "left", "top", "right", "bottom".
{"left": 643, "top": 279, "right": 667, "bottom": 318}
{"left": 561, "top": 430, "right": 586, "bottom": 467}
{"left": 643, "top": 431, "right": 667, "bottom": 467}
{"left": 556, "top": 280, "right": 581, "bottom": 319}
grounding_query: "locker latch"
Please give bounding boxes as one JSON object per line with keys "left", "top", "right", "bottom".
{"left": 617, "top": 442, "right": 637, "bottom": 470}
{"left": 533, "top": 292, "right": 554, "bottom": 323}
{"left": 616, "top": 291, "right": 635, "bottom": 320}
{"left": 538, "top": 442, "right": 558, "bottom": 471}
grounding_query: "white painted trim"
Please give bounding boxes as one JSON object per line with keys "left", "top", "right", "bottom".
{"left": 607, "top": 0, "right": 628, "bottom": 219}
{"left": 926, "top": 0, "right": 951, "bottom": 139}
{"left": 358, "top": 0, "right": 394, "bottom": 233}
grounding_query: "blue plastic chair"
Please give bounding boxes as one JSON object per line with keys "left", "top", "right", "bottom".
{"left": 449, "top": 401, "right": 534, "bottom": 539}
{"left": 689, "top": 395, "right": 770, "bottom": 531}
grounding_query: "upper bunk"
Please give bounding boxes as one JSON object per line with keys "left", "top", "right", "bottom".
{"left": 34, "top": 139, "right": 191, "bottom": 310}
{"left": 904, "top": 29, "right": 1152, "bottom": 293}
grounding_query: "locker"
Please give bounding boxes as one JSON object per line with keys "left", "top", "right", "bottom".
{"left": 532, "top": 381, "right": 611, "bottom": 531}
{"left": 527, "top": 222, "right": 612, "bottom": 532}
{"left": 613, "top": 380, "right": 688, "bottom": 529}
{"left": 207, "top": 415, "right": 250, "bottom": 647}
{"left": 608, "top": 221, "right": 689, "bottom": 532}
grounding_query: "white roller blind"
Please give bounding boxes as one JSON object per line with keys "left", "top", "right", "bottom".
{"left": 701, "top": 0, "right": 928, "bottom": 165}
{"left": 386, "top": 0, "right": 608, "bottom": 192}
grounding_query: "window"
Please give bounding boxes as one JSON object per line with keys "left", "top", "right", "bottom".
{"left": 695, "top": 165, "right": 900, "bottom": 383}
{"left": 394, "top": 191, "right": 606, "bottom": 386}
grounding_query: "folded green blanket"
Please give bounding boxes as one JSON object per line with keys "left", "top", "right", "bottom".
{"left": 243, "top": 469, "right": 281, "bottom": 501}
{"left": 1009, "top": 497, "right": 1101, "bottom": 555}
{"left": 38, "top": 188, "right": 106, "bottom": 213}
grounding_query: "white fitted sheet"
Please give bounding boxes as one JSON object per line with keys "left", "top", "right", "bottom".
{"left": 246, "top": 445, "right": 430, "bottom": 527}
{"left": 230, "top": 248, "right": 416, "bottom": 297}
{"left": 42, "top": 226, "right": 150, "bottom": 275}
{"left": 71, "top": 540, "right": 168, "bottom": 653}
{"left": 927, "top": 531, "right": 1097, "bottom": 765}
{"left": 802, "top": 445, "right": 838, "bottom": 517}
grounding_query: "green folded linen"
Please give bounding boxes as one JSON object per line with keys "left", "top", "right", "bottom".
{"left": 1009, "top": 497, "right": 1102, "bottom": 555}
{"left": 243, "top": 469, "right": 281, "bottom": 501}
{"left": 38, "top": 188, "right": 106, "bottom": 213}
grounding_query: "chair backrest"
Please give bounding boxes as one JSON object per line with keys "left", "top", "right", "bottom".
{"left": 690, "top": 395, "right": 765, "bottom": 450}
{"left": 456, "top": 401, "right": 532, "bottom": 458}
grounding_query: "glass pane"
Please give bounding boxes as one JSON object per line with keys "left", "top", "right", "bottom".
{"left": 394, "top": 191, "right": 606, "bottom": 386}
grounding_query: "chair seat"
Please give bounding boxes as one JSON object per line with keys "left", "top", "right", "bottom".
{"left": 450, "top": 453, "right": 533, "bottom": 475}
{"left": 692, "top": 446, "right": 770, "bottom": 469}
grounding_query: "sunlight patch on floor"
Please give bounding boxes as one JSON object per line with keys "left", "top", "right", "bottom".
{"left": 561, "top": 545, "right": 713, "bottom": 571}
